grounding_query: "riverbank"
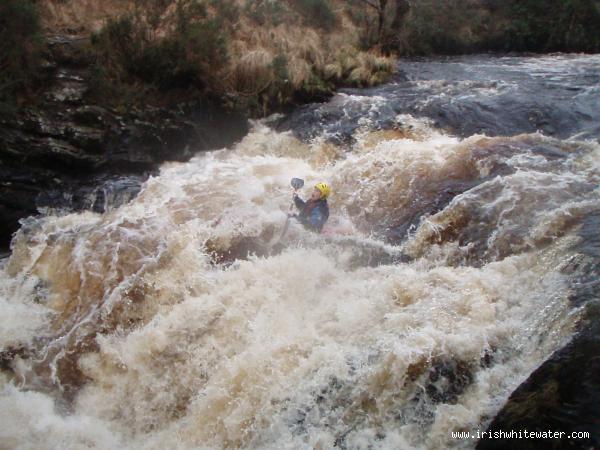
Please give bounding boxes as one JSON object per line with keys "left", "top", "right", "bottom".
{"left": 0, "top": 0, "right": 396, "bottom": 251}
{"left": 0, "top": 34, "right": 251, "bottom": 251}
{"left": 3, "top": 0, "right": 600, "bottom": 251}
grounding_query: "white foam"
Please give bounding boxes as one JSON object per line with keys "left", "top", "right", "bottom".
{"left": 0, "top": 116, "right": 596, "bottom": 449}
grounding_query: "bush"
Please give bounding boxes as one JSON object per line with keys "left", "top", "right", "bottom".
{"left": 88, "top": 1, "right": 229, "bottom": 104}
{"left": 498, "top": 0, "right": 600, "bottom": 52}
{"left": 390, "top": 0, "right": 600, "bottom": 54}
{"left": 293, "top": 0, "right": 337, "bottom": 30}
{"left": 209, "top": 0, "right": 240, "bottom": 23}
{"left": 0, "top": 0, "right": 43, "bottom": 107}
{"left": 244, "top": 0, "right": 287, "bottom": 26}
{"left": 398, "top": 0, "right": 488, "bottom": 54}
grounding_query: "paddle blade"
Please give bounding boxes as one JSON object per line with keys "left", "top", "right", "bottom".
{"left": 291, "top": 178, "right": 304, "bottom": 190}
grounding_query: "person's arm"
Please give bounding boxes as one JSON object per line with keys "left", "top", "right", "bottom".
{"left": 293, "top": 194, "right": 306, "bottom": 211}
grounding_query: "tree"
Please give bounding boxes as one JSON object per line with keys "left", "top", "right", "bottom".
{"left": 356, "top": 0, "right": 388, "bottom": 41}
{"left": 349, "top": 0, "right": 411, "bottom": 50}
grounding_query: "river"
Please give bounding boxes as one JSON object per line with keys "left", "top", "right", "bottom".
{"left": 1, "top": 54, "right": 599, "bottom": 449}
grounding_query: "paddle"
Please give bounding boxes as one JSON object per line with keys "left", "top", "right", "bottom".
{"left": 277, "top": 178, "right": 304, "bottom": 242}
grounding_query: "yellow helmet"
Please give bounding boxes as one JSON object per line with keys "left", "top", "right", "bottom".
{"left": 315, "top": 182, "right": 331, "bottom": 199}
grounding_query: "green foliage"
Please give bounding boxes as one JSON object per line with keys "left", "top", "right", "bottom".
{"left": 293, "top": 0, "right": 337, "bottom": 30}
{"left": 0, "top": 0, "right": 43, "bottom": 106}
{"left": 396, "top": 0, "right": 600, "bottom": 54}
{"left": 89, "top": 1, "right": 229, "bottom": 105}
{"left": 244, "top": 0, "right": 287, "bottom": 26}
{"left": 229, "top": 52, "right": 291, "bottom": 115}
{"left": 209, "top": 0, "right": 240, "bottom": 23}
{"left": 344, "top": 3, "right": 379, "bottom": 50}
{"left": 351, "top": 0, "right": 600, "bottom": 54}
{"left": 499, "top": 0, "right": 600, "bottom": 52}
{"left": 398, "top": 0, "right": 489, "bottom": 55}
{"left": 264, "top": 53, "right": 293, "bottom": 111}
{"left": 271, "top": 54, "right": 289, "bottom": 82}
{"left": 302, "top": 72, "right": 333, "bottom": 96}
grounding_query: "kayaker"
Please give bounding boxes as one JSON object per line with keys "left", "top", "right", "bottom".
{"left": 291, "top": 182, "right": 330, "bottom": 233}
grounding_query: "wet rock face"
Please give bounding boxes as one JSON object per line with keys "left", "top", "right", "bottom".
{"left": 476, "top": 310, "right": 600, "bottom": 450}
{"left": 477, "top": 213, "right": 600, "bottom": 450}
{"left": 0, "top": 35, "right": 248, "bottom": 251}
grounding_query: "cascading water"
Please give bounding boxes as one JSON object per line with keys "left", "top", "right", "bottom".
{"left": 1, "top": 54, "right": 599, "bottom": 449}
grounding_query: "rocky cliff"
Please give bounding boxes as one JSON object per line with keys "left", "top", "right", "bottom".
{"left": 0, "top": 35, "right": 248, "bottom": 252}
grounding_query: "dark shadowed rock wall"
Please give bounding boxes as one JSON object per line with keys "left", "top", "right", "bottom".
{"left": 0, "top": 36, "right": 248, "bottom": 252}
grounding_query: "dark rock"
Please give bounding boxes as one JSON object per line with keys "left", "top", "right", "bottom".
{"left": 477, "top": 213, "right": 600, "bottom": 450}
{"left": 64, "top": 125, "right": 105, "bottom": 154}
{"left": 46, "top": 80, "right": 87, "bottom": 104}
{"left": 45, "top": 35, "right": 89, "bottom": 66}
{"left": 0, "top": 345, "right": 31, "bottom": 372}
{"left": 71, "top": 105, "right": 113, "bottom": 127}
{"left": 425, "top": 358, "right": 474, "bottom": 404}
{"left": 0, "top": 183, "right": 39, "bottom": 250}
{"left": 0, "top": 35, "right": 249, "bottom": 252}
{"left": 477, "top": 308, "right": 600, "bottom": 450}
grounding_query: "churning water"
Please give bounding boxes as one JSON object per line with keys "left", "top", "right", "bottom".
{"left": 1, "top": 54, "right": 599, "bottom": 449}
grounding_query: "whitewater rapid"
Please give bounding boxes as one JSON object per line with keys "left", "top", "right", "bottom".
{"left": 1, "top": 54, "right": 600, "bottom": 449}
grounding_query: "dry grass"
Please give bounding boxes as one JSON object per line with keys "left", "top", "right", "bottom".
{"left": 227, "top": 46, "right": 275, "bottom": 95}
{"left": 38, "top": 0, "right": 395, "bottom": 112}
{"left": 223, "top": 7, "right": 393, "bottom": 98}
{"left": 38, "top": 0, "right": 131, "bottom": 33}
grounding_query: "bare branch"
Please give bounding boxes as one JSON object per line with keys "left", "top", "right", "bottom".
{"left": 355, "top": 0, "right": 381, "bottom": 11}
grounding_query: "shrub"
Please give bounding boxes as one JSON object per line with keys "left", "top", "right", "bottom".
{"left": 227, "top": 49, "right": 276, "bottom": 95}
{"left": 88, "top": 1, "right": 229, "bottom": 103}
{"left": 244, "top": 0, "right": 287, "bottom": 25}
{"left": 292, "top": 0, "right": 337, "bottom": 30}
{"left": 86, "top": 0, "right": 392, "bottom": 115}
{"left": 398, "top": 0, "right": 488, "bottom": 54}
{"left": 167, "top": 16, "right": 229, "bottom": 90}
{"left": 388, "top": 0, "right": 600, "bottom": 54}
{"left": 498, "top": 0, "right": 600, "bottom": 52}
{"left": 209, "top": 0, "right": 240, "bottom": 23}
{"left": 0, "top": 0, "right": 43, "bottom": 108}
